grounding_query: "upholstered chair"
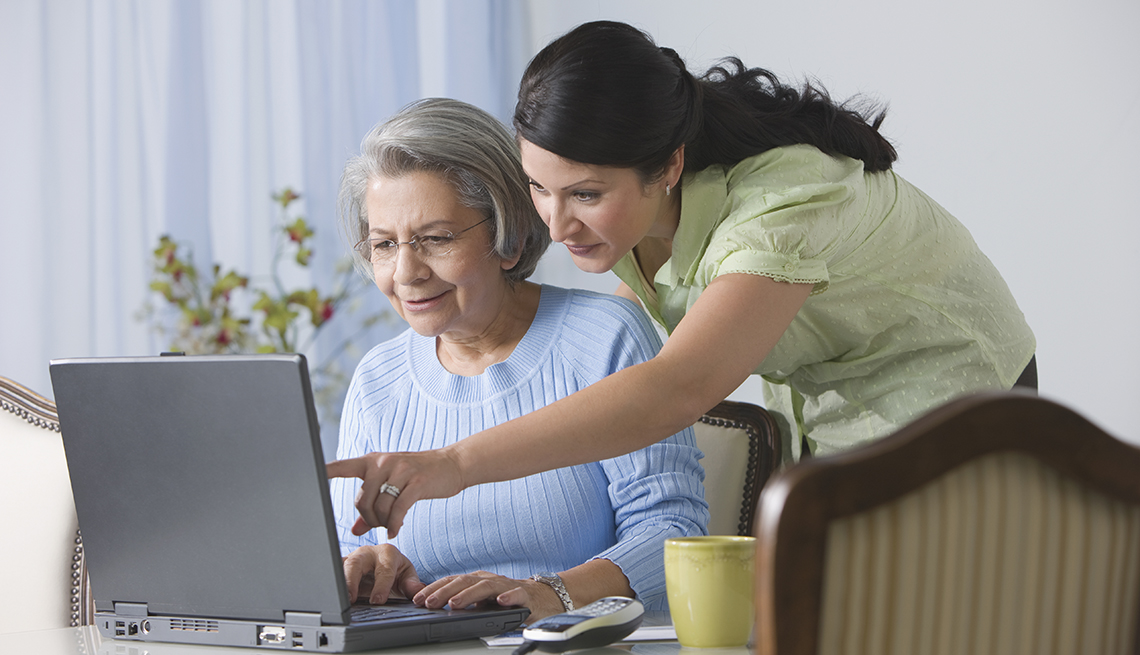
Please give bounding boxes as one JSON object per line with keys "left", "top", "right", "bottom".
{"left": 755, "top": 391, "right": 1140, "bottom": 655}
{"left": 694, "top": 400, "right": 781, "bottom": 536}
{"left": 0, "top": 377, "right": 91, "bottom": 634}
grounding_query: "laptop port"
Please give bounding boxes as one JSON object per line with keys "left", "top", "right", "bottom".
{"left": 128, "top": 622, "right": 139, "bottom": 636}
{"left": 259, "top": 626, "right": 287, "bottom": 644}
{"left": 318, "top": 632, "right": 329, "bottom": 648}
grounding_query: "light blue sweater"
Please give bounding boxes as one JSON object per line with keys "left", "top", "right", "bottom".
{"left": 331, "top": 285, "right": 709, "bottom": 609}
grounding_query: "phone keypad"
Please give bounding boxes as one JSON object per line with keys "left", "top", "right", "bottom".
{"left": 571, "top": 597, "right": 633, "bottom": 617}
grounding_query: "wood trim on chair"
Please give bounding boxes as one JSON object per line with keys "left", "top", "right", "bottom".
{"left": 753, "top": 390, "right": 1140, "bottom": 655}
{"left": 700, "top": 400, "right": 782, "bottom": 536}
{"left": 1, "top": 375, "right": 93, "bottom": 628}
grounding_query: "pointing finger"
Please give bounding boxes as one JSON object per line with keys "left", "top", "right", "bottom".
{"left": 326, "top": 458, "right": 367, "bottom": 480}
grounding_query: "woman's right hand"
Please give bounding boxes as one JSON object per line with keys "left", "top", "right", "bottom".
{"left": 342, "top": 544, "right": 426, "bottom": 605}
{"left": 326, "top": 448, "right": 467, "bottom": 539}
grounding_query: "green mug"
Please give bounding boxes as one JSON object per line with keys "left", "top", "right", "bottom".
{"left": 664, "top": 536, "right": 756, "bottom": 648}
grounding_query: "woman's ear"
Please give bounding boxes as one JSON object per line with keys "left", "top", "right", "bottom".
{"left": 500, "top": 247, "right": 523, "bottom": 272}
{"left": 665, "top": 145, "right": 685, "bottom": 188}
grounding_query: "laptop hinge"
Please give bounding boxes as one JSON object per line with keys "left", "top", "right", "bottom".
{"left": 114, "top": 602, "right": 149, "bottom": 617}
{"left": 284, "top": 611, "right": 324, "bottom": 626}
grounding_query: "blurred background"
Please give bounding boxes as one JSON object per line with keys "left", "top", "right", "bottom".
{"left": 2, "top": 0, "right": 1137, "bottom": 456}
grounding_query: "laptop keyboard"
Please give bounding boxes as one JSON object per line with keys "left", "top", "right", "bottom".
{"left": 350, "top": 602, "right": 435, "bottom": 624}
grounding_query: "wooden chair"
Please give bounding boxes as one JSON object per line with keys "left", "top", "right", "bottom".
{"left": 693, "top": 400, "right": 781, "bottom": 536}
{"left": 754, "top": 391, "right": 1140, "bottom": 655}
{"left": 0, "top": 376, "right": 92, "bottom": 634}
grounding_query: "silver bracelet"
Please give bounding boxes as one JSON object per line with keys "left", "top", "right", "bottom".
{"left": 529, "top": 572, "right": 574, "bottom": 612}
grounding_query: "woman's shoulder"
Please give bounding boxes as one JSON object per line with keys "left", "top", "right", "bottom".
{"left": 725, "top": 144, "right": 866, "bottom": 190}
{"left": 680, "top": 146, "right": 867, "bottom": 235}
{"left": 342, "top": 328, "right": 424, "bottom": 419}
{"left": 538, "top": 285, "right": 663, "bottom": 365}
{"left": 545, "top": 285, "right": 655, "bottom": 335}
{"left": 350, "top": 328, "right": 418, "bottom": 387}
{"left": 683, "top": 145, "right": 864, "bottom": 198}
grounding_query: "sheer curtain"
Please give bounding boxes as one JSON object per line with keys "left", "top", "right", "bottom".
{"left": 0, "top": 0, "right": 529, "bottom": 453}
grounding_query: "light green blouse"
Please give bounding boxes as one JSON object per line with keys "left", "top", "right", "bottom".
{"left": 614, "top": 145, "right": 1036, "bottom": 461}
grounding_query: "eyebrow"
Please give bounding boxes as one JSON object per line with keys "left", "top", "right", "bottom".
{"left": 561, "top": 179, "right": 606, "bottom": 190}
{"left": 367, "top": 219, "right": 453, "bottom": 236}
{"left": 525, "top": 173, "right": 608, "bottom": 191}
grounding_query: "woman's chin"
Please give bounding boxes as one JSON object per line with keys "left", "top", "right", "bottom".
{"left": 400, "top": 308, "right": 450, "bottom": 339}
{"left": 567, "top": 250, "right": 616, "bottom": 275}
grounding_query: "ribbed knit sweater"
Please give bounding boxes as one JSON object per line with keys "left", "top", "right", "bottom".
{"left": 331, "top": 285, "right": 709, "bottom": 609}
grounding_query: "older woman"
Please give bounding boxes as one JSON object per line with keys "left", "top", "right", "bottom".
{"left": 327, "top": 98, "right": 708, "bottom": 621}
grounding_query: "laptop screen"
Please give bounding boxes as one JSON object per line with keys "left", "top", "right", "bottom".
{"left": 51, "top": 354, "right": 350, "bottom": 625}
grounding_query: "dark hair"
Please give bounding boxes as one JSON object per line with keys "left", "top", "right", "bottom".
{"left": 514, "top": 21, "right": 897, "bottom": 183}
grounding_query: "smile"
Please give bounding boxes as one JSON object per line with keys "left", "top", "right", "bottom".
{"left": 401, "top": 291, "right": 447, "bottom": 311}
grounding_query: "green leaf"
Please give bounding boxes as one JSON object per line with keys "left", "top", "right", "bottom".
{"left": 211, "top": 270, "right": 249, "bottom": 301}
{"left": 295, "top": 246, "right": 312, "bottom": 266}
{"left": 149, "top": 280, "right": 174, "bottom": 301}
{"left": 287, "top": 289, "right": 318, "bottom": 307}
{"left": 272, "top": 187, "right": 301, "bottom": 209}
{"left": 285, "top": 217, "right": 315, "bottom": 246}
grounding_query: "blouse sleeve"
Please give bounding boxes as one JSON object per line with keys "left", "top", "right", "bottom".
{"left": 568, "top": 293, "right": 710, "bottom": 606}
{"left": 690, "top": 145, "right": 869, "bottom": 295}
{"left": 594, "top": 431, "right": 708, "bottom": 608}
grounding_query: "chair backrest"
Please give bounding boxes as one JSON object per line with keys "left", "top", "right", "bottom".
{"left": 753, "top": 391, "right": 1140, "bottom": 655}
{"left": 0, "top": 376, "right": 91, "bottom": 634}
{"left": 692, "top": 400, "right": 781, "bottom": 537}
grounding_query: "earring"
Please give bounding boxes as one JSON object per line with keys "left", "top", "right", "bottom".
{"left": 665, "top": 184, "right": 671, "bottom": 197}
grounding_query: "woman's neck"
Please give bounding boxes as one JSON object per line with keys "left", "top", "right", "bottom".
{"left": 436, "top": 281, "right": 542, "bottom": 376}
{"left": 636, "top": 186, "right": 681, "bottom": 281}
{"left": 633, "top": 237, "right": 673, "bottom": 284}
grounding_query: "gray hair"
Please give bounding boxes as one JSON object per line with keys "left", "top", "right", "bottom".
{"left": 338, "top": 98, "right": 550, "bottom": 284}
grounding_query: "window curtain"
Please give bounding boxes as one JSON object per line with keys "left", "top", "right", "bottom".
{"left": 0, "top": 0, "right": 530, "bottom": 455}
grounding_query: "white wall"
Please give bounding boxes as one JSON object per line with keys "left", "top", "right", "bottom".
{"left": 523, "top": 0, "right": 1140, "bottom": 442}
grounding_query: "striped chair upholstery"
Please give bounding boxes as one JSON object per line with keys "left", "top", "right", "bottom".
{"left": 693, "top": 400, "right": 781, "bottom": 536}
{"left": 754, "top": 391, "right": 1140, "bottom": 655}
{"left": 0, "top": 376, "right": 92, "bottom": 634}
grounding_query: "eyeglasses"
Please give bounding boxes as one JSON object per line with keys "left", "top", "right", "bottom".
{"left": 354, "top": 217, "right": 491, "bottom": 265}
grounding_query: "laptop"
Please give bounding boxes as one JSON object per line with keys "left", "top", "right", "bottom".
{"left": 49, "top": 353, "right": 528, "bottom": 652}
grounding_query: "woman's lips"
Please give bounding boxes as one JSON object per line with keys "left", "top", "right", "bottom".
{"left": 564, "top": 243, "right": 598, "bottom": 257}
{"left": 402, "top": 291, "right": 446, "bottom": 311}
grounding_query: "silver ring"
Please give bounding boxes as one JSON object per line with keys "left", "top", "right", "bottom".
{"left": 379, "top": 482, "right": 401, "bottom": 498}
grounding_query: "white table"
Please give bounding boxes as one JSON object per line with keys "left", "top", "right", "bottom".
{"left": 2, "top": 625, "right": 751, "bottom": 655}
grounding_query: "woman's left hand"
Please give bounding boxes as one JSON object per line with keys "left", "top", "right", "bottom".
{"left": 412, "top": 571, "right": 566, "bottom": 621}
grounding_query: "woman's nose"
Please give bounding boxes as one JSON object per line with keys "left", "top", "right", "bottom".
{"left": 545, "top": 201, "right": 580, "bottom": 244}
{"left": 390, "top": 245, "right": 431, "bottom": 285}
